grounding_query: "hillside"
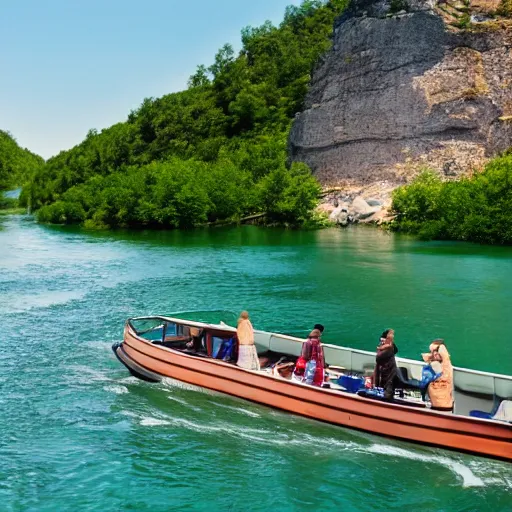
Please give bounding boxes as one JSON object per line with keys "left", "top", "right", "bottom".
{"left": 0, "top": 130, "right": 44, "bottom": 192}
{"left": 23, "top": 1, "right": 348, "bottom": 228}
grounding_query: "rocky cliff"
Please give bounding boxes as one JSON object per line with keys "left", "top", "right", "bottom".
{"left": 289, "top": 0, "right": 512, "bottom": 193}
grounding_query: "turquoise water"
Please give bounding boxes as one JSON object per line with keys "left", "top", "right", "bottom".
{"left": 1, "top": 215, "right": 511, "bottom": 511}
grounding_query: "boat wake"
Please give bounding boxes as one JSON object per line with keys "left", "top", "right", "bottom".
{"left": 160, "top": 377, "right": 218, "bottom": 395}
{"left": 209, "top": 401, "right": 261, "bottom": 418}
{"left": 113, "top": 377, "right": 512, "bottom": 491}
{"left": 365, "top": 443, "right": 484, "bottom": 488}
{"left": 131, "top": 401, "right": 512, "bottom": 490}
{"left": 140, "top": 417, "right": 172, "bottom": 427}
{"left": 103, "top": 384, "right": 129, "bottom": 395}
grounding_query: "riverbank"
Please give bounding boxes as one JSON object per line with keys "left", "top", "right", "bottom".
{"left": 319, "top": 152, "right": 512, "bottom": 245}
{"left": 0, "top": 207, "right": 26, "bottom": 216}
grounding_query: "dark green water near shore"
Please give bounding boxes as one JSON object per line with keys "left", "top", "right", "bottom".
{"left": 1, "top": 215, "right": 511, "bottom": 511}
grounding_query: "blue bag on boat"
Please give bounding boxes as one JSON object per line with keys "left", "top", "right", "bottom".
{"left": 420, "top": 365, "right": 442, "bottom": 389}
{"left": 338, "top": 375, "right": 365, "bottom": 393}
{"left": 216, "top": 338, "right": 236, "bottom": 361}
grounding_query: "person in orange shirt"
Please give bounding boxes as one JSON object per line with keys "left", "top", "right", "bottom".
{"left": 422, "top": 339, "right": 454, "bottom": 412}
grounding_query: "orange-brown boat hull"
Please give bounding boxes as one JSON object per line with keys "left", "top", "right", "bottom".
{"left": 116, "top": 328, "right": 512, "bottom": 462}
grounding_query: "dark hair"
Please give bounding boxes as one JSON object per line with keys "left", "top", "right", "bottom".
{"left": 314, "top": 324, "right": 324, "bottom": 333}
{"left": 431, "top": 338, "right": 445, "bottom": 350}
{"left": 380, "top": 329, "right": 392, "bottom": 340}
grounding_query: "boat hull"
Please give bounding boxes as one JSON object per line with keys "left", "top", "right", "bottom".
{"left": 114, "top": 328, "right": 512, "bottom": 462}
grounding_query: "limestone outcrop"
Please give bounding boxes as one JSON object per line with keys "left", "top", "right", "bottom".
{"left": 289, "top": 0, "right": 512, "bottom": 188}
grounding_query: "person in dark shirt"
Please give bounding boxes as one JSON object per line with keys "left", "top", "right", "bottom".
{"left": 373, "top": 328, "right": 399, "bottom": 400}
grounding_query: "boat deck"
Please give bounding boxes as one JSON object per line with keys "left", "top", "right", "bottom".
{"left": 454, "top": 390, "right": 495, "bottom": 417}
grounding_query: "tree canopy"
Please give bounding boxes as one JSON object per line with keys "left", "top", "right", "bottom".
{"left": 0, "top": 130, "right": 44, "bottom": 191}
{"left": 23, "top": 0, "right": 348, "bottom": 228}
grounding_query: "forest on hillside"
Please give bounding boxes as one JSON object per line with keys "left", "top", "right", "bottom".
{"left": 22, "top": 0, "right": 348, "bottom": 229}
{"left": 0, "top": 130, "right": 43, "bottom": 192}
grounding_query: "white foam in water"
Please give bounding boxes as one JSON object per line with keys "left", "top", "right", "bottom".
{"left": 84, "top": 340, "right": 116, "bottom": 351}
{"left": 103, "top": 385, "right": 128, "bottom": 395}
{"left": 120, "top": 410, "right": 138, "bottom": 418}
{"left": 67, "top": 365, "right": 113, "bottom": 384}
{"left": 210, "top": 402, "right": 261, "bottom": 418}
{"left": 167, "top": 395, "right": 192, "bottom": 406}
{"left": 161, "top": 377, "right": 215, "bottom": 394}
{"left": 140, "top": 417, "right": 171, "bottom": 427}
{"left": 166, "top": 395, "right": 202, "bottom": 412}
{"left": 138, "top": 407, "right": 362, "bottom": 451}
{"left": 2, "top": 289, "right": 87, "bottom": 314}
{"left": 467, "top": 459, "right": 512, "bottom": 489}
{"left": 365, "top": 444, "right": 484, "bottom": 488}
{"left": 120, "top": 376, "right": 140, "bottom": 385}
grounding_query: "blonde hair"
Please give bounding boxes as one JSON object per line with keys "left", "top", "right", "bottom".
{"left": 238, "top": 310, "right": 249, "bottom": 325}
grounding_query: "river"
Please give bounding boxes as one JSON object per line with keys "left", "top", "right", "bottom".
{"left": 1, "top": 214, "right": 511, "bottom": 511}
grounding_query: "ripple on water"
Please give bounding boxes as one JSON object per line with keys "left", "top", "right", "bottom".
{"left": 2, "top": 220, "right": 512, "bottom": 511}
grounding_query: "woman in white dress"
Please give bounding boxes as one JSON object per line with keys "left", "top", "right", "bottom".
{"left": 236, "top": 311, "right": 260, "bottom": 371}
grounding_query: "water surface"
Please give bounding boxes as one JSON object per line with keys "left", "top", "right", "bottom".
{"left": 1, "top": 215, "right": 511, "bottom": 511}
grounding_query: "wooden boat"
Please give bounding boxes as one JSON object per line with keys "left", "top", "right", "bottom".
{"left": 112, "top": 315, "right": 512, "bottom": 462}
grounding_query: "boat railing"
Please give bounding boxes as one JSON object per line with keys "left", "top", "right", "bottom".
{"left": 127, "top": 317, "right": 512, "bottom": 400}
{"left": 261, "top": 330, "right": 512, "bottom": 399}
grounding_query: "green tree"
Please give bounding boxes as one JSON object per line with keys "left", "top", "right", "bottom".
{"left": 0, "top": 130, "right": 44, "bottom": 191}
{"left": 26, "top": 1, "right": 349, "bottom": 229}
{"left": 391, "top": 155, "right": 512, "bottom": 245}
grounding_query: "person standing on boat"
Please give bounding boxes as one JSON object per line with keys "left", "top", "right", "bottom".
{"left": 293, "top": 329, "right": 325, "bottom": 386}
{"left": 314, "top": 323, "right": 324, "bottom": 334}
{"left": 236, "top": 311, "right": 260, "bottom": 371}
{"left": 422, "top": 339, "right": 454, "bottom": 412}
{"left": 373, "top": 329, "right": 398, "bottom": 400}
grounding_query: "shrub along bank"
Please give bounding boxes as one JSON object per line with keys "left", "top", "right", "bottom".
{"left": 390, "top": 154, "right": 512, "bottom": 245}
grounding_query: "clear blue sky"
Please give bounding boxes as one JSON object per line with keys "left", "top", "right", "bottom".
{"left": 0, "top": 0, "right": 301, "bottom": 160}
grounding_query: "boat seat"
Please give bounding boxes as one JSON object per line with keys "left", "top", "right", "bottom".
{"left": 396, "top": 367, "right": 422, "bottom": 390}
{"left": 469, "top": 399, "right": 511, "bottom": 421}
{"left": 154, "top": 336, "right": 192, "bottom": 349}
{"left": 258, "top": 350, "right": 296, "bottom": 369}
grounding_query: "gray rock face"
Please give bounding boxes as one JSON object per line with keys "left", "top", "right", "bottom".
{"left": 289, "top": 4, "right": 512, "bottom": 187}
